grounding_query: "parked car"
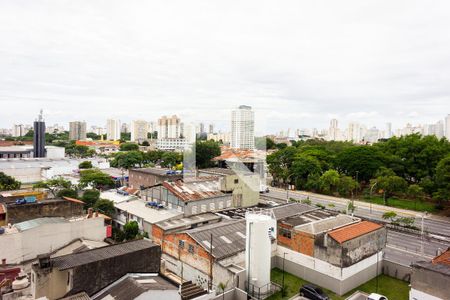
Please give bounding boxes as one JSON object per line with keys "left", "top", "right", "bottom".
{"left": 367, "top": 293, "right": 388, "bottom": 300}
{"left": 299, "top": 284, "right": 329, "bottom": 300}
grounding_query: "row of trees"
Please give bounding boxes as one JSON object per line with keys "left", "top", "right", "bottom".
{"left": 267, "top": 134, "right": 450, "bottom": 205}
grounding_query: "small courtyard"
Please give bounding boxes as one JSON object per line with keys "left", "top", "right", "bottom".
{"left": 267, "top": 268, "right": 410, "bottom": 300}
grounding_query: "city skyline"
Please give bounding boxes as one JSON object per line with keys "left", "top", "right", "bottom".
{"left": 1, "top": 1, "right": 450, "bottom": 131}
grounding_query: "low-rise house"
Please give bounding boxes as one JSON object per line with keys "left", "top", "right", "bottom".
{"left": 410, "top": 248, "right": 450, "bottom": 300}
{"left": 0, "top": 215, "right": 109, "bottom": 264}
{"left": 129, "top": 168, "right": 183, "bottom": 189}
{"left": 276, "top": 214, "right": 386, "bottom": 296}
{"left": 142, "top": 177, "right": 233, "bottom": 216}
{"left": 31, "top": 239, "right": 161, "bottom": 299}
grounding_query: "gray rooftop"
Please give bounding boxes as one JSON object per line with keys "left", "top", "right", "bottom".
{"left": 60, "top": 292, "right": 91, "bottom": 300}
{"left": 155, "top": 213, "right": 221, "bottom": 232}
{"left": 92, "top": 273, "right": 178, "bottom": 300}
{"left": 199, "top": 167, "right": 254, "bottom": 176}
{"left": 413, "top": 261, "right": 450, "bottom": 276}
{"left": 52, "top": 239, "right": 156, "bottom": 270}
{"left": 272, "top": 203, "right": 317, "bottom": 220}
{"left": 187, "top": 220, "right": 246, "bottom": 260}
{"left": 281, "top": 210, "right": 336, "bottom": 227}
{"left": 295, "top": 214, "right": 360, "bottom": 234}
{"left": 131, "top": 168, "right": 182, "bottom": 176}
{"left": 14, "top": 217, "right": 69, "bottom": 232}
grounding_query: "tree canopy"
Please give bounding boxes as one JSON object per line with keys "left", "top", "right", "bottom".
{"left": 195, "top": 140, "right": 221, "bottom": 168}
{"left": 0, "top": 172, "right": 21, "bottom": 191}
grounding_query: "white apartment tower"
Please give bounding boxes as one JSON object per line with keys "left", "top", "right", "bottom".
{"left": 158, "top": 115, "right": 182, "bottom": 139}
{"left": 328, "top": 119, "right": 339, "bottom": 141}
{"left": 69, "top": 121, "right": 87, "bottom": 140}
{"left": 106, "top": 119, "right": 121, "bottom": 141}
{"left": 231, "top": 105, "right": 255, "bottom": 150}
{"left": 12, "top": 124, "right": 26, "bottom": 137}
{"left": 445, "top": 114, "right": 450, "bottom": 140}
{"left": 130, "top": 120, "right": 149, "bottom": 142}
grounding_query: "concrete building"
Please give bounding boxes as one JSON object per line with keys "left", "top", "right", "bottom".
{"left": 207, "top": 132, "right": 231, "bottom": 145}
{"left": 129, "top": 168, "right": 183, "bottom": 189}
{"left": 275, "top": 215, "right": 386, "bottom": 295}
{"left": 106, "top": 119, "right": 121, "bottom": 141}
{"left": 130, "top": 120, "right": 149, "bottom": 142}
{"left": 0, "top": 215, "right": 108, "bottom": 264}
{"left": 12, "top": 124, "right": 26, "bottom": 137}
{"left": 328, "top": 119, "right": 339, "bottom": 141}
{"left": 198, "top": 168, "right": 260, "bottom": 208}
{"left": 2, "top": 197, "right": 85, "bottom": 225}
{"left": 158, "top": 115, "right": 182, "bottom": 139}
{"left": 33, "top": 110, "right": 46, "bottom": 158}
{"left": 445, "top": 114, "right": 450, "bottom": 140}
{"left": 31, "top": 239, "right": 161, "bottom": 299}
{"left": 156, "top": 138, "right": 188, "bottom": 151}
{"left": 0, "top": 144, "right": 65, "bottom": 159}
{"left": 410, "top": 249, "right": 450, "bottom": 300}
{"left": 69, "top": 121, "right": 87, "bottom": 141}
{"left": 0, "top": 157, "right": 109, "bottom": 184}
{"left": 231, "top": 105, "right": 255, "bottom": 150}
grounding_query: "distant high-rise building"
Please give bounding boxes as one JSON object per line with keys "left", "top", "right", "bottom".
{"left": 199, "top": 123, "right": 205, "bottom": 134}
{"left": 158, "top": 115, "right": 182, "bottom": 139}
{"left": 131, "top": 120, "right": 149, "bottom": 142}
{"left": 328, "top": 119, "right": 339, "bottom": 141}
{"left": 208, "top": 124, "right": 214, "bottom": 134}
{"left": 33, "top": 110, "right": 46, "bottom": 158}
{"left": 231, "top": 105, "right": 255, "bottom": 150}
{"left": 106, "top": 119, "right": 121, "bottom": 141}
{"left": 347, "top": 122, "right": 361, "bottom": 142}
{"left": 121, "top": 123, "right": 129, "bottom": 133}
{"left": 385, "top": 123, "right": 392, "bottom": 139}
{"left": 445, "top": 114, "right": 450, "bottom": 140}
{"left": 12, "top": 124, "right": 26, "bottom": 137}
{"left": 69, "top": 121, "right": 87, "bottom": 140}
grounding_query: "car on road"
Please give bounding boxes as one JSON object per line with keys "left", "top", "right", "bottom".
{"left": 299, "top": 284, "right": 329, "bottom": 300}
{"left": 367, "top": 293, "right": 388, "bottom": 300}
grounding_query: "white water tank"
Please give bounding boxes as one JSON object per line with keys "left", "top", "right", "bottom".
{"left": 245, "top": 209, "right": 276, "bottom": 295}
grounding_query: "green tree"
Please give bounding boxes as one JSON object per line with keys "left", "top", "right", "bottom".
{"left": 334, "top": 146, "right": 386, "bottom": 182}
{"left": 382, "top": 211, "right": 398, "bottom": 223}
{"left": 123, "top": 221, "right": 139, "bottom": 240}
{"left": 376, "top": 173, "right": 408, "bottom": 204}
{"left": 267, "top": 146, "right": 298, "bottom": 183}
{"left": 141, "top": 140, "right": 150, "bottom": 146}
{"left": 318, "top": 169, "right": 340, "bottom": 194}
{"left": 33, "top": 177, "right": 73, "bottom": 197}
{"left": 86, "top": 132, "right": 101, "bottom": 140}
{"left": 434, "top": 155, "right": 450, "bottom": 203}
{"left": 255, "top": 137, "right": 276, "bottom": 150}
{"left": 195, "top": 140, "right": 221, "bottom": 168}
{"left": 94, "top": 199, "right": 115, "bottom": 216}
{"left": 57, "top": 188, "right": 78, "bottom": 199}
{"left": 66, "top": 143, "right": 95, "bottom": 158}
{"left": 81, "top": 189, "right": 100, "bottom": 209}
{"left": 79, "top": 169, "right": 114, "bottom": 189}
{"left": 78, "top": 161, "right": 93, "bottom": 169}
{"left": 119, "top": 142, "right": 139, "bottom": 151}
{"left": 0, "top": 172, "right": 21, "bottom": 191}
{"left": 290, "top": 154, "right": 322, "bottom": 188}
{"left": 143, "top": 150, "right": 164, "bottom": 164}
{"left": 111, "top": 151, "right": 144, "bottom": 169}
{"left": 160, "top": 152, "right": 182, "bottom": 168}
{"left": 407, "top": 184, "right": 425, "bottom": 209}
{"left": 337, "top": 175, "right": 359, "bottom": 197}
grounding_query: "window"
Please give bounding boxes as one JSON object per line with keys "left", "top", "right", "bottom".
{"left": 188, "top": 244, "right": 195, "bottom": 254}
{"left": 67, "top": 272, "right": 70, "bottom": 286}
{"left": 279, "top": 227, "right": 292, "bottom": 239}
{"left": 179, "top": 240, "right": 185, "bottom": 248}
{"left": 201, "top": 204, "right": 207, "bottom": 212}
{"left": 209, "top": 202, "right": 215, "bottom": 210}
{"left": 218, "top": 201, "right": 223, "bottom": 209}
{"left": 234, "top": 179, "right": 239, "bottom": 184}
{"left": 226, "top": 200, "right": 232, "bottom": 207}
{"left": 192, "top": 205, "right": 197, "bottom": 214}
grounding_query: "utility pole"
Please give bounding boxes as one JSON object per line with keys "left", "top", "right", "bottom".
{"left": 282, "top": 252, "right": 286, "bottom": 294}
{"left": 209, "top": 233, "right": 213, "bottom": 291}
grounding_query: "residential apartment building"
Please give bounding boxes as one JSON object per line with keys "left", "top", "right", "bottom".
{"left": 106, "top": 119, "right": 121, "bottom": 141}
{"left": 231, "top": 105, "right": 255, "bottom": 150}
{"left": 130, "top": 119, "right": 149, "bottom": 142}
{"left": 158, "top": 115, "right": 182, "bottom": 139}
{"left": 12, "top": 124, "right": 27, "bottom": 137}
{"left": 69, "top": 121, "right": 87, "bottom": 140}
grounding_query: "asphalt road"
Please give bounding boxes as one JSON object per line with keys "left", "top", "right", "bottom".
{"left": 263, "top": 188, "right": 450, "bottom": 266}
{"left": 265, "top": 188, "right": 450, "bottom": 238}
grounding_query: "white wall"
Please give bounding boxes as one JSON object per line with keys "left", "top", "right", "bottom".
{"left": 0, "top": 217, "right": 106, "bottom": 264}
{"left": 410, "top": 289, "right": 444, "bottom": 300}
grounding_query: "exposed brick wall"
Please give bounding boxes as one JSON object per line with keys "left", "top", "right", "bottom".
{"left": 293, "top": 231, "right": 314, "bottom": 256}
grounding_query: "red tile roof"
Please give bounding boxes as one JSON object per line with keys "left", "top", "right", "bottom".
{"left": 0, "top": 141, "right": 33, "bottom": 147}
{"left": 163, "top": 178, "right": 225, "bottom": 202}
{"left": 432, "top": 249, "right": 450, "bottom": 265}
{"left": 62, "top": 196, "right": 85, "bottom": 204}
{"left": 212, "top": 147, "right": 266, "bottom": 161}
{"left": 328, "top": 221, "right": 383, "bottom": 244}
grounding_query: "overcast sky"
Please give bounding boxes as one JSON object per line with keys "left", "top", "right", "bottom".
{"left": 0, "top": 0, "right": 449, "bottom": 134}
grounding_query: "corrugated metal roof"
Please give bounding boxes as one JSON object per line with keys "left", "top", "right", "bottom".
{"left": 163, "top": 178, "right": 226, "bottom": 202}
{"left": 271, "top": 203, "right": 316, "bottom": 220}
{"left": 14, "top": 217, "right": 69, "bottom": 232}
{"left": 52, "top": 239, "right": 155, "bottom": 270}
{"left": 187, "top": 220, "right": 246, "bottom": 260}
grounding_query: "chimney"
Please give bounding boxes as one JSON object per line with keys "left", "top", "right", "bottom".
{"left": 2, "top": 258, "right": 6, "bottom": 266}
{"left": 87, "top": 208, "right": 93, "bottom": 218}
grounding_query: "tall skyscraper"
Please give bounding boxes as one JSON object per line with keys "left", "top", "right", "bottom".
{"left": 12, "top": 124, "right": 26, "bottom": 137}
{"left": 131, "top": 120, "right": 149, "bottom": 142}
{"left": 445, "top": 114, "right": 450, "bottom": 140}
{"left": 33, "top": 110, "right": 46, "bottom": 158}
{"left": 347, "top": 122, "right": 361, "bottom": 142}
{"left": 158, "top": 115, "right": 182, "bottom": 139}
{"left": 208, "top": 124, "right": 214, "bottom": 134}
{"left": 106, "top": 119, "right": 121, "bottom": 141}
{"left": 328, "top": 119, "right": 339, "bottom": 141}
{"left": 385, "top": 123, "right": 392, "bottom": 139}
{"left": 231, "top": 105, "right": 255, "bottom": 150}
{"left": 69, "top": 121, "right": 87, "bottom": 140}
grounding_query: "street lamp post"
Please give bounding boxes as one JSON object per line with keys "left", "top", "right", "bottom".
{"left": 421, "top": 212, "right": 427, "bottom": 257}
{"left": 285, "top": 174, "right": 295, "bottom": 203}
{"left": 369, "top": 181, "right": 378, "bottom": 215}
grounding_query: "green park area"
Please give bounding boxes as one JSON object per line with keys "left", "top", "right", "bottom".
{"left": 267, "top": 268, "right": 410, "bottom": 300}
